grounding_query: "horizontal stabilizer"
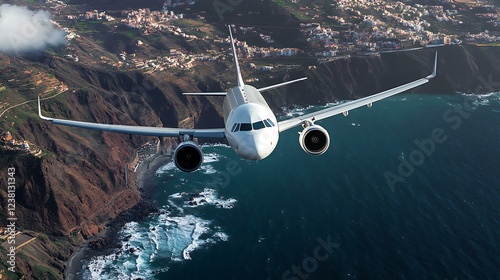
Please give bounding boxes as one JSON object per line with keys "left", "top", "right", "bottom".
{"left": 258, "top": 77, "right": 307, "bottom": 92}
{"left": 183, "top": 92, "right": 227, "bottom": 96}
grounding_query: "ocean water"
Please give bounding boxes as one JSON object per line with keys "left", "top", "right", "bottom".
{"left": 82, "top": 93, "right": 500, "bottom": 280}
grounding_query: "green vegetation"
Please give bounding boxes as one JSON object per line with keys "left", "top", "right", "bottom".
{"left": 272, "top": 0, "right": 321, "bottom": 21}
{"left": 172, "top": 19, "right": 204, "bottom": 29}
{"left": 124, "top": 29, "right": 141, "bottom": 39}
{"left": 72, "top": 20, "right": 104, "bottom": 35}
{"left": 32, "top": 265, "right": 60, "bottom": 280}
{"left": 37, "top": 234, "right": 50, "bottom": 243}
{"left": 2, "top": 105, "right": 38, "bottom": 127}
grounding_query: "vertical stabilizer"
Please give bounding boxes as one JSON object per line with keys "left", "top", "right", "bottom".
{"left": 228, "top": 25, "right": 245, "bottom": 89}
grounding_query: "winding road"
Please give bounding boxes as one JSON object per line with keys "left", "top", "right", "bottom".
{"left": 0, "top": 89, "right": 69, "bottom": 119}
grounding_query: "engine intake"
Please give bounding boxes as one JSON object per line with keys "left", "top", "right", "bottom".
{"left": 299, "top": 124, "right": 330, "bottom": 155}
{"left": 173, "top": 141, "right": 204, "bottom": 172}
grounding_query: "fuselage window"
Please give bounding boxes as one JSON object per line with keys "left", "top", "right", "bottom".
{"left": 240, "top": 123, "right": 252, "bottom": 131}
{"left": 253, "top": 121, "right": 265, "bottom": 130}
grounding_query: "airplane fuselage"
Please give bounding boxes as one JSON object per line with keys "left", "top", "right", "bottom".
{"left": 222, "top": 85, "right": 279, "bottom": 160}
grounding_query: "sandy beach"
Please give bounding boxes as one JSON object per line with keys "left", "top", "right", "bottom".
{"left": 135, "top": 153, "right": 171, "bottom": 197}
{"left": 64, "top": 239, "right": 91, "bottom": 280}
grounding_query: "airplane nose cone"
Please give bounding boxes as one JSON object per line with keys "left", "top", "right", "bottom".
{"left": 241, "top": 132, "right": 277, "bottom": 160}
{"left": 244, "top": 140, "right": 265, "bottom": 160}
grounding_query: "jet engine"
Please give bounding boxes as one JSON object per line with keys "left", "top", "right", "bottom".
{"left": 299, "top": 124, "right": 330, "bottom": 155}
{"left": 173, "top": 141, "right": 204, "bottom": 172}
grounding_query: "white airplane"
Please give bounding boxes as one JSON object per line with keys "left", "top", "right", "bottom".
{"left": 39, "top": 26, "right": 438, "bottom": 172}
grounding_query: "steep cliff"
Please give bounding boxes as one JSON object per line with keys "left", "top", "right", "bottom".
{"left": 263, "top": 45, "right": 500, "bottom": 110}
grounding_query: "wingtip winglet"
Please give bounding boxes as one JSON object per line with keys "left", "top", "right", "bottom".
{"left": 38, "top": 96, "right": 52, "bottom": 121}
{"left": 426, "top": 52, "right": 438, "bottom": 79}
{"left": 37, "top": 96, "right": 42, "bottom": 118}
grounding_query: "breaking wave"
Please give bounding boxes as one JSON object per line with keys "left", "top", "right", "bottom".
{"left": 82, "top": 188, "right": 236, "bottom": 279}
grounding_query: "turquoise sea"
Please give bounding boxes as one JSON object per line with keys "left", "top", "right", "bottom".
{"left": 82, "top": 92, "right": 500, "bottom": 280}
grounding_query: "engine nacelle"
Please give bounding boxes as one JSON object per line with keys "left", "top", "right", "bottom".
{"left": 173, "top": 141, "right": 204, "bottom": 172}
{"left": 299, "top": 125, "right": 330, "bottom": 155}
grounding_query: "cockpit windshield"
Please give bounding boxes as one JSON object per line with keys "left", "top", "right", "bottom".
{"left": 252, "top": 121, "right": 265, "bottom": 130}
{"left": 240, "top": 123, "right": 252, "bottom": 131}
{"left": 231, "top": 118, "right": 276, "bottom": 132}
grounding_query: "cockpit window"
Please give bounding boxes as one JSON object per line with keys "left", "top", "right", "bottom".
{"left": 263, "top": 119, "right": 272, "bottom": 127}
{"left": 267, "top": 118, "right": 276, "bottom": 127}
{"left": 231, "top": 123, "right": 239, "bottom": 132}
{"left": 240, "top": 123, "right": 252, "bottom": 131}
{"left": 232, "top": 119, "right": 274, "bottom": 132}
{"left": 252, "top": 121, "right": 265, "bottom": 130}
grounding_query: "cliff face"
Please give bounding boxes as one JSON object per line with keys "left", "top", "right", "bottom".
{"left": 264, "top": 45, "right": 500, "bottom": 110}
{"left": 0, "top": 53, "right": 228, "bottom": 237}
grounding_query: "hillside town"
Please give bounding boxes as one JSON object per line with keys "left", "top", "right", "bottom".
{"left": 0, "top": 132, "right": 43, "bottom": 157}
{"left": 43, "top": 0, "right": 499, "bottom": 70}
{"left": 300, "top": 0, "right": 499, "bottom": 56}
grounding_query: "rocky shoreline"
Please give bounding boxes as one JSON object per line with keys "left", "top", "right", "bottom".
{"left": 64, "top": 152, "right": 171, "bottom": 279}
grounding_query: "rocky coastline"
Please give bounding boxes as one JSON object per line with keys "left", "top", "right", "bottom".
{"left": 64, "top": 151, "right": 169, "bottom": 279}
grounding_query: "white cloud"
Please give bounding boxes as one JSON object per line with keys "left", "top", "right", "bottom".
{"left": 0, "top": 4, "right": 66, "bottom": 54}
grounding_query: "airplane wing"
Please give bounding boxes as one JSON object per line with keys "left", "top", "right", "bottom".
{"left": 278, "top": 52, "right": 438, "bottom": 133}
{"left": 38, "top": 97, "right": 226, "bottom": 139}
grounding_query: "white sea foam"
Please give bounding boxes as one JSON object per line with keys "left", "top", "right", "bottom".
{"left": 213, "top": 232, "right": 229, "bottom": 242}
{"left": 281, "top": 105, "right": 313, "bottom": 118}
{"left": 148, "top": 227, "right": 160, "bottom": 261}
{"left": 85, "top": 214, "right": 216, "bottom": 277}
{"left": 204, "top": 152, "right": 222, "bottom": 163}
{"left": 322, "top": 101, "right": 342, "bottom": 108}
{"left": 201, "top": 143, "right": 231, "bottom": 149}
{"left": 459, "top": 91, "right": 500, "bottom": 107}
{"left": 280, "top": 101, "right": 344, "bottom": 120}
{"left": 201, "top": 164, "right": 217, "bottom": 175}
{"left": 85, "top": 187, "right": 236, "bottom": 278}
{"left": 171, "top": 188, "right": 237, "bottom": 209}
{"left": 183, "top": 220, "right": 210, "bottom": 260}
{"left": 460, "top": 91, "right": 500, "bottom": 98}
{"left": 164, "top": 215, "right": 211, "bottom": 260}
{"left": 156, "top": 161, "right": 177, "bottom": 174}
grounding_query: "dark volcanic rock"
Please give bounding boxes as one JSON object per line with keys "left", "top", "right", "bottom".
{"left": 101, "top": 200, "right": 158, "bottom": 250}
{"left": 262, "top": 45, "right": 500, "bottom": 111}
